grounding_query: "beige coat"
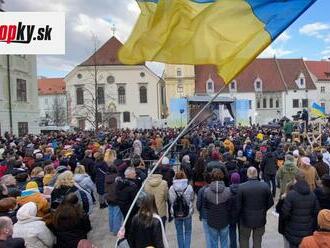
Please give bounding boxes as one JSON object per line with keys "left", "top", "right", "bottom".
{"left": 144, "top": 174, "right": 168, "bottom": 218}
{"left": 300, "top": 166, "right": 318, "bottom": 191}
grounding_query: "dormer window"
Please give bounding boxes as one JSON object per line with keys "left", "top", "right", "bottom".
{"left": 230, "top": 81, "right": 237, "bottom": 92}
{"left": 296, "top": 73, "right": 306, "bottom": 89}
{"left": 177, "top": 68, "right": 182, "bottom": 77}
{"left": 254, "top": 78, "right": 262, "bottom": 92}
{"left": 206, "top": 79, "right": 214, "bottom": 94}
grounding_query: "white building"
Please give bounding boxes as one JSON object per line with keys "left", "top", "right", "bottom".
{"left": 195, "top": 58, "right": 318, "bottom": 125}
{"left": 306, "top": 60, "right": 330, "bottom": 114}
{"left": 0, "top": 55, "right": 40, "bottom": 136}
{"left": 65, "top": 36, "right": 166, "bottom": 130}
{"left": 38, "top": 77, "right": 67, "bottom": 126}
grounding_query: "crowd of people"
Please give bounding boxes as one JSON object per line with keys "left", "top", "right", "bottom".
{"left": 0, "top": 123, "right": 329, "bottom": 248}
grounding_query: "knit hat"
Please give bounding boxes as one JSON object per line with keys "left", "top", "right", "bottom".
{"left": 318, "top": 209, "right": 330, "bottom": 230}
{"left": 293, "top": 150, "right": 300, "bottom": 157}
{"left": 301, "top": 157, "right": 311, "bottom": 166}
{"left": 26, "top": 181, "right": 38, "bottom": 190}
{"left": 231, "top": 173, "right": 241, "bottom": 184}
{"left": 162, "top": 157, "right": 169, "bottom": 165}
{"left": 211, "top": 150, "right": 220, "bottom": 160}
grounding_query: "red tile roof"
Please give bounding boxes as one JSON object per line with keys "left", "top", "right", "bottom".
{"left": 80, "top": 36, "right": 145, "bottom": 66}
{"left": 195, "top": 58, "right": 316, "bottom": 93}
{"left": 305, "top": 60, "right": 330, "bottom": 81}
{"left": 38, "top": 78, "right": 65, "bottom": 95}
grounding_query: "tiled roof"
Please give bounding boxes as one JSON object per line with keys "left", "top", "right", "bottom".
{"left": 38, "top": 78, "right": 65, "bottom": 95}
{"left": 195, "top": 58, "right": 316, "bottom": 93}
{"left": 79, "top": 36, "right": 145, "bottom": 66}
{"left": 305, "top": 60, "right": 330, "bottom": 81}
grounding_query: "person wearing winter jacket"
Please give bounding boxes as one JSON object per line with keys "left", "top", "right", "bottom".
{"left": 299, "top": 157, "right": 318, "bottom": 192}
{"left": 276, "top": 154, "right": 299, "bottom": 195}
{"left": 300, "top": 209, "right": 330, "bottom": 248}
{"left": 144, "top": 167, "right": 168, "bottom": 227}
{"left": 229, "top": 173, "right": 240, "bottom": 248}
{"left": 13, "top": 202, "right": 55, "bottom": 248}
{"left": 51, "top": 193, "right": 91, "bottom": 248}
{"left": 203, "top": 169, "right": 233, "bottom": 248}
{"left": 314, "top": 174, "right": 330, "bottom": 211}
{"left": 238, "top": 167, "right": 274, "bottom": 248}
{"left": 181, "top": 155, "right": 192, "bottom": 182}
{"left": 116, "top": 167, "right": 139, "bottom": 238}
{"left": 74, "top": 165, "right": 96, "bottom": 198}
{"left": 128, "top": 193, "right": 169, "bottom": 248}
{"left": 282, "top": 172, "right": 319, "bottom": 248}
{"left": 261, "top": 149, "right": 277, "bottom": 198}
{"left": 105, "top": 165, "right": 123, "bottom": 235}
{"left": 0, "top": 216, "right": 25, "bottom": 248}
{"left": 94, "top": 152, "right": 109, "bottom": 209}
{"left": 169, "top": 171, "right": 194, "bottom": 248}
{"left": 17, "top": 181, "right": 49, "bottom": 217}
{"left": 80, "top": 150, "right": 96, "bottom": 182}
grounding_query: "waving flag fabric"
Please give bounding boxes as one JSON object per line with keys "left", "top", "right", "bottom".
{"left": 119, "top": 0, "right": 316, "bottom": 83}
{"left": 311, "top": 102, "right": 326, "bottom": 118}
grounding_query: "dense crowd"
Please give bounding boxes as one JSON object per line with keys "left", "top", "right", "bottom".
{"left": 0, "top": 122, "right": 330, "bottom": 248}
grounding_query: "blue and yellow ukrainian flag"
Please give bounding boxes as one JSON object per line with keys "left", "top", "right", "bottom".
{"left": 311, "top": 102, "right": 326, "bottom": 118}
{"left": 119, "top": 0, "right": 316, "bottom": 84}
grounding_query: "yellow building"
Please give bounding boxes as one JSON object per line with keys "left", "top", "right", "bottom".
{"left": 163, "top": 64, "right": 195, "bottom": 114}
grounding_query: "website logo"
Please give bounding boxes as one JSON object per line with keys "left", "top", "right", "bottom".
{"left": 0, "top": 12, "right": 65, "bottom": 54}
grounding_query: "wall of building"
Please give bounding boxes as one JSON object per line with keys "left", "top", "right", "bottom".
{"left": 65, "top": 65, "right": 163, "bottom": 130}
{"left": 0, "top": 55, "right": 40, "bottom": 136}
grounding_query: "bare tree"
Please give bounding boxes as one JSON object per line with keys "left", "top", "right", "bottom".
{"left": 52, "top": 95, "right": 66, "bottom": 126}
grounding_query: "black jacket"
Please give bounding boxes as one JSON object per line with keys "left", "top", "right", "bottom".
{"left": 261, "top": 152, "right": 277, "bottom": 176}
{"left": 237, "top": 179, "right": 273, "bottom": 228}
{"left": 314, "top": 186, "right": 330, "bottom": 210}
{"left": 80, "top": 157, "right": 95, "bottom": 182}
{"left": 282, "top": 181, "right": 319, "bottom": 247}
{"left": 128, "top": 215, "right": 165, "bottom": 248}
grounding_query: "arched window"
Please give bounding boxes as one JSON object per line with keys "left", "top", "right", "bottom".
{"left": 118, "top": 86, "right": 126, "bottom": 104}
{"left": 206, "top": 79, "right": 214, "bottom": 94}
{"left": 139, "top": 86, "right": 147, "bottom": 103}
{"left": 76, "top": 87, "right": 84, "bottom": 105}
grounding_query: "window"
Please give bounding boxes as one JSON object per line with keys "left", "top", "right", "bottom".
{"left": 263, "top": 98, "right": 267, "bottom": 108}
{"left": 118, "top": 86, "right": 126, "bottom": 104}
{"left": 16, "top": 79, "right": 27, "bottom": 102}
{"left": 18, "top": 122, "right": 28, "bottom": 137}
{"left": 96, "top": 112, "right": 102, "bottom": 123}
{"left": 139, "top": 86, "right": 147, "bottom": 103}
{"left": 97, "top": 86, "right": 105, "bottom": 104}
{"left": 206, "top": 80, "right": 214, "bottom": 94}
{"left": 255, "top": 80, "right": 262, "bottom": 91}
{"left": 44, "top": 98, "right": 48, "bottom": 105}
{"left": 249, "top": 100, "right": 252, "bottom": 110}
{"left": 230, "top": 81, "right": 236, "bottom": 91}
{"left": 300, "top": 78, "right": 304, "bottom": 86}
{"left": 107, "top": 75, "right": 115, "bottom": 84}
{"left": 257, "top": 100, "right": 261, "bottom": 109}
{"left": 293, "top": 99, "right": 299, "bottom": 108}
{"left": 302, "top": 99, "right": 309, "bottom": 108}
{"left": 321, "top": 86, "right": 326, "bottom": 93}
{"left": 177, "top": 84, "right": 183, "bottom": 93}
{"left": 76, "top": 87, "right": 84, "bottom": 105}
{"left": 177, "top": 68, "right": 182, "bottom": 77}
{"left": 140, "top": 72, "right": 145, "bottom": 78}
{"left": 78, "top": 119, "right": 85, "bottom": 130}
{"left": 77, "top": 73, "right": 82, "bottom": 79}
{"left": 269, "top": 98, "right": 273, "bottom": 108}
{"left": 123, "top": 111, "right": 130, "bottom": 123}
{"left": 276, "top": 99, "right": 280, "bottom": 108}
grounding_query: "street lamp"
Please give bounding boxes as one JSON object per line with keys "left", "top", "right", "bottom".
{"left": 180, "top": 108, "right": 185, "bottom": 128}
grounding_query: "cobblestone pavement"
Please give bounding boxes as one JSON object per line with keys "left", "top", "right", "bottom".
{"left": 89, "top": 205, "right": 282, "bottom": 248}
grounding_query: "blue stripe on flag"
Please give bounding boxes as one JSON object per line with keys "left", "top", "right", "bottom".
{"left": 312, "top": 103, "right": 325, "bottom": 113}
{"left": 190, "top": 0, "right": 216, "bottom": 3}
{"left": 246, "top": 0, "right": 317, "bottom": 40}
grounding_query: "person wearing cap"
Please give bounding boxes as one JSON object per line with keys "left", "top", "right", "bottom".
{"left": 300, "top": 209, "right": 330, "bottom": 248}
{"left": 159, "top": 157, "right": 175, "bottom": 189}
{"left": 299, "top": 157, "right": 318, "bottom": 191}
{"left": 314, "top": 175, "right": 330, "bottom": 210}
{"left": 276, "top": 154, "right": 299, "bottom": 196}
{"left": 17, "top": 181, "right": 48, "bottom": 217}
{"left": 282, "top": 172, "right": 319, "bottom": 248}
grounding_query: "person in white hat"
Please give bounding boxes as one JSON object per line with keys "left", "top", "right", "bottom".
{"left": 299, "top": 157, "right": 318, "bottom": 191}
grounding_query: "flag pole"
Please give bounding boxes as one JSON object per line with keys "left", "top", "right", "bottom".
{"left": 116, "top": 83, "right": 228, "bottom": 247}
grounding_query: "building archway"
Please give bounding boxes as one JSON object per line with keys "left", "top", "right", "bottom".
{"left": 109, "top": 117, "right": 117, "bottom": 129}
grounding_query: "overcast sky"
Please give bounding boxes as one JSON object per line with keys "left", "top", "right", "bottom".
{"left": 4, "top": 0, "right": 330, "bottom": 78}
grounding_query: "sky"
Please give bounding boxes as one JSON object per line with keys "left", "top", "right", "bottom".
{"left": 3, "top": 0, "right": 330, "bottom": 78}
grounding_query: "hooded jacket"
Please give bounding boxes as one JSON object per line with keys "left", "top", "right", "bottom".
{"left": 13, "top": 202, "right": 55, "bottom": 248}
{"left": 169, "top": 179, "right": 194, "bottom": 218}
{"left": 74, "top": 173, "right": 96, "bottom": 194}
{"left": 300, "top": 231, "right": 330, "bottom": 248}
{"left": 204, "top": 181, "right": 233, "bottom": 229}
{"left": 144, "top": 174, "right": 168, "bottom": 217}
{"left": 282, "top": 181, "right": 319, "bottom": 246}
{"left": 276, "top": 160, "right": 299, "bottom": 195}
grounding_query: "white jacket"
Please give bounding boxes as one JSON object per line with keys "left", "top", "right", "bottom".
{"left": 13, "top": 202, "right": 55, "bottom": 248}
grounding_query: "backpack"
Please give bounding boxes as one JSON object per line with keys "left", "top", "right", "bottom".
{"left": 173, "top": 187, "right": 189, "bottom": 219}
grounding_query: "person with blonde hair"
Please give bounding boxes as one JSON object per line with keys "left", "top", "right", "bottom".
{"left": 51, "top": 171, "right": 92, "bottom": 214}
{"left": 104, "top": 149, "right": 117, "bottom": 166}
{"left": 74, "top": 165, "right": 96, "bottom": 199}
